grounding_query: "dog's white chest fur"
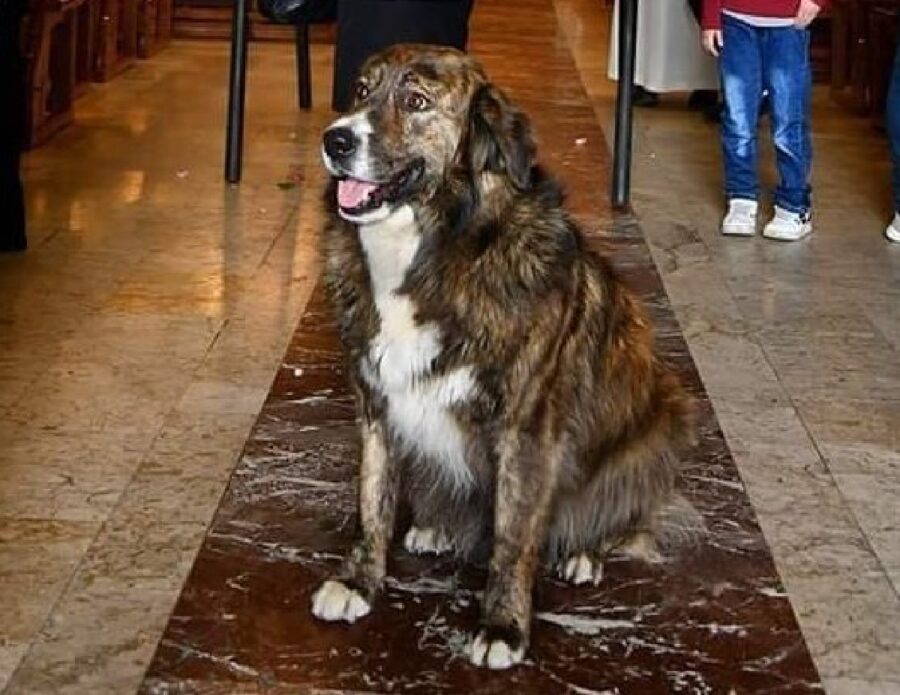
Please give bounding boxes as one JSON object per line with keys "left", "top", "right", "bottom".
{"left": 358, "top": 206, "right": 474, "bottom": 489}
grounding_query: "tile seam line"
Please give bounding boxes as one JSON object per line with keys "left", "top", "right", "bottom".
{"left": 255, "top": 186, "right": 303, "bottom": 271}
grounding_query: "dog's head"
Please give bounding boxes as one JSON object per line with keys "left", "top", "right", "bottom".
{"left": 322, "top": 44, "right": 536, "bottom": 224}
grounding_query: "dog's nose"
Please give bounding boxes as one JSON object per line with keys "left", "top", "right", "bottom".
{"left": 323, "top": 127, "right": 357, "bottom": 160}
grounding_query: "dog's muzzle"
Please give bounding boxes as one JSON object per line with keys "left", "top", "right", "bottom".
{"left": 323, "top": 124, "right": 425, "bottom": 217}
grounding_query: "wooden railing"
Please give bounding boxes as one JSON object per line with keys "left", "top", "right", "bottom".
{"left": 21, "top": 0, "right": 174, "bottom": 147}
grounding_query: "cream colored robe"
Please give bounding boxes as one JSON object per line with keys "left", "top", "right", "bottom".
{"left": 608, "top": 0, "right": 719, "bottom": 93}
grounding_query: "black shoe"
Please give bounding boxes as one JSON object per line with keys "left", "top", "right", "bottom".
{"left": 633, "top": 86, "right": 660, "bottom": 108}
{"left": 702, "top": 100, "right": 723, "bottom": 123}
{"left": 688, "top": 89, "right": 719, "bottom": 110}
{"left": 0, "top": 237, "right": 26, "bottom": 253}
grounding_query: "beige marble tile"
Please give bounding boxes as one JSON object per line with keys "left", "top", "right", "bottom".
{"left": 789, "top": 569, "right": 900, "bottom": 683}
{"left": 75, "top": 516, "right": 208, "bottom": 592}
{"left": 1, "top": 412, "right": 259, "bottom": 694}
{"left": 0, "top": 642, "right": 29, "bottom": 692}
{"left": 0, "top": 356, "right": 42, "bottom": 413}
{"left": 54, "top": 312, "right": 222, "bottom": 368}
{"left": 0, "top": 519, "right": 98, "bottom": 644}
{"left": 175, "top": 380, "right": 269, "bottom": 416}
{"left": 3, "top": 582, "right": 177, "bottom": 695}
{"left": 0, "top": 424, "right": 150, "bottom": 522}
{"left": 824, "top": 678, "right": 900, "bottom": 695}
{"left": 796, "top": 399, "right": 900, "bottom": 477}
{"left": 832, "top": 473, "right": 900, "bottom": 594}
{"left": 9, "top": 360, "right": 184, "bottom": 432}
{"left": 190, "top": 318, "right": 294, "bottom": 391}
{"left": 3, "top": 481, "right": 218, "bottom": 694}
{"left": 117, "top": 411, "right": 257, "bottom": 525}
{"left": 723, "top": 434, "right": 900, "bottom": 682}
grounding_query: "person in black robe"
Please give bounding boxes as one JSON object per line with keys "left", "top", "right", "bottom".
{"left": 331, "top": 0, "right": 475, "bottom": 112}
{"left": 0, "top": 0, "right": 27, "bottom": 252}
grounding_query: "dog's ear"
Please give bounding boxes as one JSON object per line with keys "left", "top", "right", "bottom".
{"left": 467, "top": 84, "right": 536, "bottom": 190}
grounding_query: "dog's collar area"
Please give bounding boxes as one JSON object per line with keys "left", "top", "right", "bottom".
{"left": 335, "top": 159, "right": 424, "bottom": 216}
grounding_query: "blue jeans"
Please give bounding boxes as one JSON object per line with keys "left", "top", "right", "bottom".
{"left": 719, "top": 13, "right": 813, "bottom": 214}
{"left": 887, "top": 44, "right": 900, "bottom": 213}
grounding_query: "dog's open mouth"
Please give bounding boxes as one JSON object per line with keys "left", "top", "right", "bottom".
{"left": 336, "top": 160, "right": 423, "bottom": 215}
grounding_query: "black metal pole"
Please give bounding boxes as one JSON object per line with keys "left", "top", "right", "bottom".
{"left": 295, "top": 22, "right": 312, "bottom": 109}
{"left": 612, "top": 0, "right": 638, "bottom": 209}
{"left": 225, "top": 0, "right": 250, "bottom": 183}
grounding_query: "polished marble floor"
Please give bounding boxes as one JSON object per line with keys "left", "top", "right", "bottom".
{"left": 0, "top": 0, "right": 898, "bottom": 692}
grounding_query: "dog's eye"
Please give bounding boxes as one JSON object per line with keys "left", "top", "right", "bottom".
{"left": 404, "top": 92, "right": 430, "bottom": 112}
{"left": 355, "top": 82, "right": 370, "bottom": 102}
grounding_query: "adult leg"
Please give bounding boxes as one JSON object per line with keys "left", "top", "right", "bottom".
{"left": 0, "top": 0, "right": 27, "bottom": 252}
{"left": 764, "top": 26, "right": 813, "bottom": 215}
{"left": 719, "top": 14, "right": 764, "bottom": 204}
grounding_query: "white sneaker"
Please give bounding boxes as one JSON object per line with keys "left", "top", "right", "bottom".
{"left": 886, "top": 213, "right": 900, "bottom": 243}
{"left": 763, "top": 206, "right": 812, "bottom": 241}
{"left": 722, "top": 199, "right": 758, "bottom": 236}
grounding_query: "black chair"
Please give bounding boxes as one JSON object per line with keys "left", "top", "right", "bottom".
{"left": 224, "top": 0, "right": 335, "bottom": 183}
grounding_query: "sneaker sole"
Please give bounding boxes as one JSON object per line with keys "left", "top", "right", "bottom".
{"left": 763, "top": 223, "right": 813, "bottom": 242}
{"left": 722, "top": 225, "right": 756, "bottom": 237}
{"left": 886, "top": 226, "right": 900, "bottom": 243}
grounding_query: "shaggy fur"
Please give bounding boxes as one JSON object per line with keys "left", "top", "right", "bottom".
{"left": 310, "top": 44, "right": 698, "bottom": 670}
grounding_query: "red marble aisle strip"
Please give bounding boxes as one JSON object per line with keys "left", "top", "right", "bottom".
{"left": 140, "top": 0, "right": 823, "bottom": 692}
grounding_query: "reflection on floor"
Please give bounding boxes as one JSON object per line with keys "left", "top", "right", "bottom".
{"left": 0, "top": 0, "right": 897, "bottom": 692}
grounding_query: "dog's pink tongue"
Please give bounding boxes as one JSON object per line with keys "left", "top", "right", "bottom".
{"left": 338, "top": 178, "right": 377, "bottom": 209}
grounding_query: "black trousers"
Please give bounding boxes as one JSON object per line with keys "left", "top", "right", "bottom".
{"left": 1, "top": 0, "right": 26, "bottom": 251}
{"left": 332, "top": 0, "right": 474, "bottom": 112}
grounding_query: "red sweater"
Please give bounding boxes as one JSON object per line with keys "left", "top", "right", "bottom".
{"left": 702, "top": 0, "right": 830, "bottom": 29}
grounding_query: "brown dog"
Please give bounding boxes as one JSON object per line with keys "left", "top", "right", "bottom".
{"left": 311, "top": 44, "right": 697, "bottom": 669}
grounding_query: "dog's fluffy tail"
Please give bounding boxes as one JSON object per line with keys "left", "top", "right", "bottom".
{"left": 614, "top": 494, "right": 705, "bottom": 564}
{"left": 655, "top": 492, "right": 706, "bottom": 550}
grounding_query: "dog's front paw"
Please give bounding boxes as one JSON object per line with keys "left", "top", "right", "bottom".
{"left": 470, "top": 624, "right": 526, "bottom": 670}
{"left": 403, "top": 526, "right": 453, "bottom": 555}
{"left": 310, "top": 580, "right": 371, "bottom": 623}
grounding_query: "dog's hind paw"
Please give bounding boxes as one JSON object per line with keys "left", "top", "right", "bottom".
{"left": 403, "top": 526, "right": 453, "bottom": 555}
{"left": 311, "top": 580, "right": 371, "bottom": 623}
{"left": 470, "top": 625, "right": 526, "bottom": 670}
{"left": 557, "top": 552, "right": 603, "bottom": 586}
{"left": 616, "top": 531, "right": 665, "bottom": 564}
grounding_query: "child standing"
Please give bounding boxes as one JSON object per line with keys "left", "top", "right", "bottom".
{"left": 701, "top": 0, "right": 828, "bottom": 241}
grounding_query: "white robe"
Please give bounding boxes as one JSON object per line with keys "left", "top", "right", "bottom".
{"left": 608, "top": 0, "right": 719, "bottom": 93}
